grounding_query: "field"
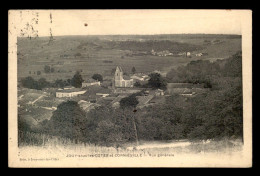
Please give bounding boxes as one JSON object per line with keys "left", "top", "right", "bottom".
{"left": 17, "top": 34, "right": 241, "bottom": 82}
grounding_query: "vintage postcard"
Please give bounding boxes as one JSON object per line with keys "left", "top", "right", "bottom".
{"left": 8, "top": 9, "right": 252, "bottom": 167}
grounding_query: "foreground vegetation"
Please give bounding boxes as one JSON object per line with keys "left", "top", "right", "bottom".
{"left": 18, "top": 130, "right": 242, "bottom": 155}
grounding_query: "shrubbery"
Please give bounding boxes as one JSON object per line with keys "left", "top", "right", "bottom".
{"left": 21, "top": 72, "right": 83, "bottom": 90}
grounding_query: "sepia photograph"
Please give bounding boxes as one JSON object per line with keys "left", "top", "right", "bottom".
{"left": 8, "top": 9, "right": 252, "bottom": 167}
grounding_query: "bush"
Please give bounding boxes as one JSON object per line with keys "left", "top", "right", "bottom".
{"left": 44, "top": 65, "right": 51, "bottom": 73}
{"left": 134, "top": 81, "right": 141, "bottom": 87}
{"left": 120, "top": 94, "right": 139, "bottom": 109}
{"left": 71, "top": 71, "right": 83, "bottom": 88}
{"left": 37, "top": 71, "right": 41, "bottom": 75}
{"left": 47, "top": 101, "right": 87, "bottom": 142}
{"left": 148, "top": 73, "right": 167, "bottom": 90}
{"left": 92, "top": 74, "right": 103, "bottom": 82}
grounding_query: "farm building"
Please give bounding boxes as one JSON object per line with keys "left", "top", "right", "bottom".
{"left": 56, "top": 88, "right": 86, "bottom": 98}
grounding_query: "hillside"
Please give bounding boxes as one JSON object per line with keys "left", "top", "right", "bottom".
{"left": 17, "top": 34, "right": 241, "bottom": 82}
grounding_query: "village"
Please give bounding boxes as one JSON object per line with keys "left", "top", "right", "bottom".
{"left": 18, "top": 65, "right": 208, "bottom": 125}
{"left": 128, "top": 49, "right": 208, "bottom": 58}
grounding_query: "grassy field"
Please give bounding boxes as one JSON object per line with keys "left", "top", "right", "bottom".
{"left": 17, "top": 34, "right": 241, "bottom": 82}
{"left": 17, "top": 130, "right": 244, "bottom": 167}
{"left": 19, "top": 130, "right": 243, "bottom": 153}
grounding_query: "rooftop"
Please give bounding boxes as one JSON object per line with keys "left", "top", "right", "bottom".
{"left": 56, "top": 88, "right": 84, "bottom": 93}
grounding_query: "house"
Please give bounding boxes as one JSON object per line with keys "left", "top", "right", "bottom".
{"left": 96, "top": 93, "right": 110, "bottom": 97}
{"left": 114, "top": 66, "right": 134, "bottom": 88}
{"left": 155, "top": 89, "right": 164, "bottom": 96}
{"left": 56, "top": 88, "right": 86, "bottom": 98}
{"left": 64, "top": 86, "right": 74, "bottom": 90}
{"left": 82, "top": 79, "right": 101, "bottom": 88}
{"left": 151, "top": 49, "right": 156, "bottom": 55}
{"left": 178, "top": 52, "right": 186, "bottom": 56}
{"left": 130, "top": 75, "right": 145, "bottom": 81}
{"left": 178, "top": 52, "right": 191, "bottom": 57}
{"left": 195, "top": 53, "right": 203, "bottom": 57}
{"left": 153, "top": 70, "right": 167, "bottom": 77}
{"left": 180, "top": 92, "right": 196, "bottom": 97}
{"left": 78, "top": 100, "right": 101, "bottom": 112}
{"left": 157, "top": 50, "right": 173, "bottom": 57}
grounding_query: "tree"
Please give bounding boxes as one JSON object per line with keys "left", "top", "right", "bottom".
{"left": 50, "top": 67, "right": 55, "bottom": 73}
{"left": 166, "top": 68, "right": 180, "bottom": 82}
{"left": 75, "top": 52, "right": 81, "bottom": 57}
{"left": 71, "top": 71, "right": 83, "bottom": 88}
{"left": 120, "top": 94, "right": 139, "bottom": 109}
{"left": 111, "top": 68, "right": 116, "bottom": 75}
{"left": 37, "top": 71, "right": 41, "bottom": 75}
{"left": 48, "top": 101, "right": 87, "bottom": 142}
{"left": 44, "top": 65, "right": 51, "bottom": 73}
{"left": 38, "top": 78, "right": 49, "bottom": 89}
{"left": 148, "top": 73, "right": 167, "bottom": 90}
{"left": 132, "top": 67, "right": 136, "bottom": 74}
{"left": 54, "top": 79, "right": 65, "bottom": 88}
{"left": 92, "top": 74, "right": 103, "bottom": 82}
{"left": 134, "top": 81, "right": 141, "bottom": 87}
{"left": 21, "top": 76, "right": 38, "bottom": 89}
{"left": 67, "top": 79, "right": 71, "bottom": 85}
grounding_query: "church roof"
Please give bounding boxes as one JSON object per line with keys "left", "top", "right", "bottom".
{"left": 117, "top": 66, "right": 123, "bottom": 72}
{"left": 123, "top": 75, "right": 132, "bottom": 80}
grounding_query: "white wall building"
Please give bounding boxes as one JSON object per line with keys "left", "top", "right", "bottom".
{"left": 56, "top": 89, "right": 86, "bottom": 98}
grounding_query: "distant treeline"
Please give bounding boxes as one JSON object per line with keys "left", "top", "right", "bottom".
{"left": 166, "top": 51, "right": 242, "bottom": 87}
{"left": 86, "top": 34, "right": 242, "bottom": 40}
{"left": 76, "top": 40, "right": 203, "bottom": 53}
{"left": 20, "top": 77, "right": 71, "bottom": 90}
{"left": 20, "top": 71, "right": 84, "bottom": 90}
{"left": 104, "top": 40, "right": 203, "bottom": 53}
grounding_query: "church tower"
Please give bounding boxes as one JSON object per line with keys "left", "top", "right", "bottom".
{"left": 114, "top": 66, "right": 123, "bottom": 87}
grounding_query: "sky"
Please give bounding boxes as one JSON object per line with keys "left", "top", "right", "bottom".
{"left": 10, "top": 10, "right": 243, "bottom": 37}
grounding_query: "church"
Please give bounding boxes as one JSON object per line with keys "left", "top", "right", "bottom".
{"left": 114, "top": 66, "right": 134, "bottom": 88}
